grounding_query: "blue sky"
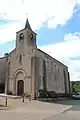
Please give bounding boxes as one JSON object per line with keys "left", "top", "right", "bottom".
{"left": 0, "top": 0, "right": 80, "bottom": 81}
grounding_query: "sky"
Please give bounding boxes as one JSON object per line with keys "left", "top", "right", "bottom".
{"left": 0, "top": 0, "right": 80, "bottom": 81}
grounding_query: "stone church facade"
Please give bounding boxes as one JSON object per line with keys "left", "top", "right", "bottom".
{"left": 0, "top": 19, "right": 71, "bottom": 99}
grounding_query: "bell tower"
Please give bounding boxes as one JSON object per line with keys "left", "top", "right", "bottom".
{"left": 16, "top": 19, "right": 37, "bottom": 56}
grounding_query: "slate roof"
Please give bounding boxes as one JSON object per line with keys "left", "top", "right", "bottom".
{"left": 24, "top": 19, "right": 32, "bottom": 30}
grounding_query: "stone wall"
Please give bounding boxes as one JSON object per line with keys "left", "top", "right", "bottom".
{"left": 35, "top": 49, "right": 70, "bottom": 95}
{"left": 0, "top": 57, "right": 7, "bottom": 84}
{"left": 8, "top": 48, "right": 32, "bottom": 95}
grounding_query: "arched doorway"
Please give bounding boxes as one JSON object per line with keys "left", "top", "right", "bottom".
{"left": 17, "top": 80, "right": 24, "bottom": 96}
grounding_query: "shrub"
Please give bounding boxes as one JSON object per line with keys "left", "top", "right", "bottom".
{"left": 7, "top": 91, "right": 13, "bottom": 95}
{"left": 38, "top": 90, "right": 57, "bottom": 98}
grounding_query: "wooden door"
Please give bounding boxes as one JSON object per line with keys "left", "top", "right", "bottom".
{"left": 17, "top": 80, "right": 24, "bottom": 96}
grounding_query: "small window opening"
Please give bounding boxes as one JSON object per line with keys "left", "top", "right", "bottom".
{"left": 19, "top": 54, "right": 22, "bottom": 64}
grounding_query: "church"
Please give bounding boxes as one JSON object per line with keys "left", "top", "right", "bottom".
{"left": 0, "top": 19, "right": 71, "bottom": 99}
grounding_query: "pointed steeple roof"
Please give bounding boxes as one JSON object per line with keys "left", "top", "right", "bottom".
{"left": 24, "top": 18, "right": 32, "bottom": 30}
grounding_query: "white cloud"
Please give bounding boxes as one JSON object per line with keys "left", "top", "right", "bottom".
{"left": 0, "top": 0, "right": 78, "bottom": 29}
{"left": 77, "top": 0, "right": 80, "bottom": 3}
{"left": 0, "top": 21, "right": 24, "bottom": 44}
{"left": 38, "top": 32, "right": 80, "bottom": 81}
{"left": 0, "top": 0, "right": 80, "bottom": 43}
{"left": 39, "top": 33, "right": 80, "bottom": 58}
{"left": 64, "top": 32, "right": 80, "bottom": 41}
